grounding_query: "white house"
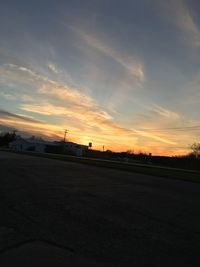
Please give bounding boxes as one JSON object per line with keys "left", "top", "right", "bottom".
{"left": 65, "top": 142, "right": 88, "bottom": 157}
{"left": 9, "top": 138, "right": 57, "bottom": 153}
{"left": 9, "top": 138, "right": 88, "bottom": 156}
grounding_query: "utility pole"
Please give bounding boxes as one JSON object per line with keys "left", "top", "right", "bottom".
{"left": 64, "top": 129, "right": 68, "bottom": 142}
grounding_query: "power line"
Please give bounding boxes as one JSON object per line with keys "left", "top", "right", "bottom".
{"left": 137, "top": 125, "right": 200, "bottom": 132}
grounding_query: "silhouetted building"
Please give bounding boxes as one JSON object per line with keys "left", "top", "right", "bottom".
{"left": 9, "top": 138, "right": 88, "bottom": 156}
{"left": 9, "top": 138, "right": 57, "bottom": 153}
{"left": 56, "top": 141, "right": 88, "bottom": 156}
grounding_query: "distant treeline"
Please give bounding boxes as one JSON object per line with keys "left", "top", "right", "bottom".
{"left": 85, "top": 149, "right": 200, "bottom": 171}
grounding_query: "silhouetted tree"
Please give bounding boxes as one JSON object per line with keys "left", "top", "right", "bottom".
{"left": 126, "top": 149, "right": 134, "bottom": 154}
{"left": 191, "top": 143, "right": 200, "bottom": 158}
{"left": 0, "top": 131, "right": 16, "bottom": 147}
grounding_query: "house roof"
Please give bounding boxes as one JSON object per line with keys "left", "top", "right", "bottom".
{"left": 11, "top": 138, "right": 88, "bottom": 148}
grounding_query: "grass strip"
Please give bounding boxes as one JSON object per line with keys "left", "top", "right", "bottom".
{"left": 1, "top": 149, "right": 200, "bottom": 183}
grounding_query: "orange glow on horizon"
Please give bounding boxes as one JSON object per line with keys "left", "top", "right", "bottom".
{"left": 0, "top": 115, "right": 191, "bottom": 157}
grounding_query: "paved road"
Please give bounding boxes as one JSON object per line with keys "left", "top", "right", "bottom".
{"left": 0, "top": 151, "right": 200, "bottom": 266}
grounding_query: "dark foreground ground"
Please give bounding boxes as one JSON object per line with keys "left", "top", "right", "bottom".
{"left": 1, "top": 151, "right": 200, "bottom": 266}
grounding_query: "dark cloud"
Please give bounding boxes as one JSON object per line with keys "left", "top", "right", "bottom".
{"left": 0, "top": 109, "right": 44, "bottom": 124}
{"left": 0, "top": 124, "right": 15, "bottom": 133}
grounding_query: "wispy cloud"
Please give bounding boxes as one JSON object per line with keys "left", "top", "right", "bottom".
{"left": 20, "top": 102, "right": 129, "bottom": 134}
{"left": 6, "top": 64, "right": 40, "bottom": 79}
{"left": 134, "top": 129, "right": 176, "bottom": 145}
{"left": 71, "top": 27, "right": 145, "bottom": 83}
{"left": 0, "top": 63, "right": 178, "bottom": 152}
{"left": 38, "top": 82, "right": 96, "bottom": 110}
{"left": 0, "top": 109, "right": 44, "bottom": 124}
{"left": 20, "top": 94, "right": 34, "bottom": 102}
{"left": 20, "top": 101, "right": 176, "bottom": 146}
{"left": 0, "top": 109, "right": 63, "bottom": 139}
{"left": 176, "top": 0, "right": 200, "bottom": 48}
{"left": 161, "top": 0, "right": 200, "bottom": 49}
{"left": 151, "top": 105, "right": 180, "bottom": 120}
{"left": 47, "top": 63, "right": 60, "bottom": 74}
{"left": 0, "top": 91, "right": 16, "bottom": 101}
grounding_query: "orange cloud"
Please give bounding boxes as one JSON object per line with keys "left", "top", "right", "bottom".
{"left": 0, "top": 63, "right": 190, "bottom": 155}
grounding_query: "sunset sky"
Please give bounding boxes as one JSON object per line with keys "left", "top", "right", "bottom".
{"left": 0, "top": 0, "right": 200, "bottom": 155}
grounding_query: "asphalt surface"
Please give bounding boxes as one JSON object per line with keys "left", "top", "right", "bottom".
{"left": 0, "top": 151, "right": 200, "bottom": 266}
